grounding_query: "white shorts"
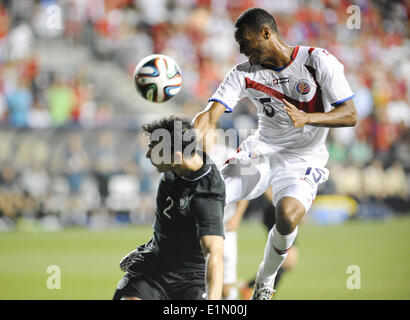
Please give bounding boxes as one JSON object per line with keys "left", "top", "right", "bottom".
{"left": 221, "top": 132, "right": 329, "bottom": 213}
{"left": 223, "top": 230, "right": 237, "bottom": 284}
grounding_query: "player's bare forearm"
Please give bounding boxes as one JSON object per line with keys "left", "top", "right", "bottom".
{"left": 192, "top": 101, "right": 226, "bottom": 138}
{"left": 306, "top": 99, "right": 357, "bottom": 127}
{"left": 283, "top": 98, "right": 358, "bottom": 128}
{"left": 205, "top": 251, "right": 224, "bottom": 300}
{"left": 200, "top": 235, "right": 224, "bottom": 300}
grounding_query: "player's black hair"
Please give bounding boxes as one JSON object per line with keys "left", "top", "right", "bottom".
{"left": 234, "top": 8, "right": 278, "bottom": 37}
{"left": 142, "top": 116, "right": 197, "bottom": 158}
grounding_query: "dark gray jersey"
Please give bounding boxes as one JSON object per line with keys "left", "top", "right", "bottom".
{"left": 135, "top": 152, "right": 225, "bottom": 273}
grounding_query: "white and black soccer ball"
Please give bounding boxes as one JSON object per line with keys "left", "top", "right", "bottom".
{"left": 133, "top": 54, "right": 182, "bottom": 103}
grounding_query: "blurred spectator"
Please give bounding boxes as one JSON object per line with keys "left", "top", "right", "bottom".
{"left": 347, "top": 137, "right": 374, "bottom": 167}
{"left": 46, "top": 75, "right": 76, "bottom": 126}
{"left": 64, "top": 133, "right": 90, "bottom": 194}
{"left": 353, "top": 77, "right": 374, "bottom": 120}
{"left": 8, "top": 19, "right": 33, "bottom": 61}
{"left": 132, "top": 132, "right": 158, "bottom": 222}
{"left": 331, "top": 163, "right": 364, "bottom": 200}
{"left": 327, "top": 137, "right": 347, "bottom": 165}
{"left": 0, "top": 161, "right": 19, "bottom": 191}
{"left": 5, "top": 78, "right": 33, "bottom": 127}
{"left": 385, "top": 161, "right": 408, "bottom": 199}
{"left": 0, "top": 162, "right": 22, "bottom": 222}
{"left": 390, "top": 129, "right": 410, "bottom": 172}
{"left": 93, "top": 131, "right": 119, "bottom": 205}
{"left": 19, "top": 161, "right": 51, "bottom": 200}
{"left": 384, "top": 161, "right": 410, "bottom": 213}
{"left": 363, "top": 159, "right": 387, "bottom": 199}
{"left": 0, "top": 90, "right": 6, "bottom": 123}
{"left": 27, "top": 100, "right": 52, "bottom": 128}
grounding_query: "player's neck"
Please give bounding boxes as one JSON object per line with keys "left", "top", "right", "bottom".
{"left": 172, "top": 154, "right": 204, "bottom": 177}
{"left": 263, "top": 39, "right": 294, "bottom": 70}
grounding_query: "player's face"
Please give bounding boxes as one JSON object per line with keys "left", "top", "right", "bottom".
{"left": 235, "top": 27, "right": 268, "bottom": 65}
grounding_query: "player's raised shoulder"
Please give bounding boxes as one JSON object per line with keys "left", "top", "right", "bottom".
{"left": 235, "top": 60, "right": 253, "bottom": 73}
{"left": 216, "top": 61, "right": 251, "bottom": 93}
{"left": 308, "top": 46, "right": 344, "bottom": 68}
{"left": 224, "top": 60, "right": 252, "bottom": 77}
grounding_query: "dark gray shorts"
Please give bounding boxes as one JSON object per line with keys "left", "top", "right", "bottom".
{"left": 113, "top": 262, "right": 206, "bottom": 300}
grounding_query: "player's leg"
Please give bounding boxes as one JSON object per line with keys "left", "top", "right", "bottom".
{"left": 221, "top": 133, "right": 274, "bottom": 205}
{"left": 280, "top": 244, "right": 299, "bottom": 271}
{"left": 251, "top": 161, "right": 328, "bottom": 299}
{"left": 242, "top": 198, "right": 298, "bottom": 298}
{"left": 240, "top": 195, "right": 274, "bottom": 299}
{"left": 252, "top": 179, "right": 317, "bottom": 299}
{"left": 252, "top": 195, "right": 303, "bottom": 299}
{"left": 274, "top": 245, "right": 298, "bottom": 290}
{"left": 262, "top": 202, "right": 294, "bottom": 290}
{"left": 221, "top": 161, "right": 260, "bottom": 205}
{"left": 221, "top": 157, "right": 272, "bottom": 205}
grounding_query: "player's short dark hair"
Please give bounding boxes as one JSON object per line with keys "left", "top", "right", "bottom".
{"left": 142, "top": 116, "right": 197, "bottom": 158}
{"left": 234, "top": 8, "right": 278, "bottom": 36}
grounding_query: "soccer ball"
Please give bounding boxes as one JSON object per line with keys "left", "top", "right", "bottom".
{"left": 133, "top": 54, "right": 182, "bottom": 103}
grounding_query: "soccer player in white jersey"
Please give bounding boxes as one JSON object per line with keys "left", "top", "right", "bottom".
{"left": 193, "top": 8, "right": 357, "bottom": 299}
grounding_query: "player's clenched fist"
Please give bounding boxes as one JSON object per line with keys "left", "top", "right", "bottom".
{"left": 282, "top": 99, "right": 309, "bottom": 128}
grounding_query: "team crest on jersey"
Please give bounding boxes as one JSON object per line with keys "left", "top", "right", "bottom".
{"left": 117, "top": 276, "right": 129, "bottom": 290}
{"left": 179, "top": 191, "right": 191, "bottom": 215}
{"left": 295, "top": 80, "right": 311, "bottom": 95}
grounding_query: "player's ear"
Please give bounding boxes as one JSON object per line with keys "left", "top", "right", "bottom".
{"left": 261, "top": 25, "right": 271, "bottom": 40}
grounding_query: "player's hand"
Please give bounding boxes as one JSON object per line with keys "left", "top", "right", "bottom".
{"left": 283, "top": 99, "right": 309, "bottom": 128}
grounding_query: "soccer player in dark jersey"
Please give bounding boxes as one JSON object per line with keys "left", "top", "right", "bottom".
{"left": 113, "top": 116, "right": 225, "bottom": 300}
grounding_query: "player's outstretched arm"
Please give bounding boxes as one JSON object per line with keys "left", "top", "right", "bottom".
{"left": 200, "top": 234, "right": 224, "bottom": 300}
{"left": 283, "top": 98, "right": 358, "bottom": 128}
{"left": 192, "top": 101, "right": 227, "bottom": 139}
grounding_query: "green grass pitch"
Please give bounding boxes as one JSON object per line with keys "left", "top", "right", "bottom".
{"left": 0, "top": 216, "right": 409, "bottom": 300}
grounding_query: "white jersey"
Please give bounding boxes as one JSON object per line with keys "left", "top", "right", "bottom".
{"left": 210, "top": 46, "right": 354, "bottom": 152}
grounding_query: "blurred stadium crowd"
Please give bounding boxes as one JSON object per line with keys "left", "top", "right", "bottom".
{"left": 0, "top": 0, "right": 409, "bottom": 231}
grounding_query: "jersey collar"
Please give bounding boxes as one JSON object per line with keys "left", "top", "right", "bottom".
{"left": 261, "top": 46, "right": 299, "bottom": 72}
{"left": 180, "top": 164, "right": 211, "bottom": 181}
{"left": 176, "top": 151, "right": 213, "bottom": 182}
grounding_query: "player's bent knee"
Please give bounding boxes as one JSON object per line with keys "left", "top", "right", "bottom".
{"left": 275, "top": 198, "right": 305, "bottom": 234}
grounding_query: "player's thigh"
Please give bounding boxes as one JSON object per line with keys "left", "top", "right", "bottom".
{"left": 273, "top": 185, "right": 315, "bottom": 221}
{"left": 272, "top": 165, "right": 329, "bottom": 215}
{"left": 221, "top": 157, "right": 271, "bottom": 204}
{"left": 113, "top": 273, "right": 168, "bottom": 300}
{"left": 223, "top": 231, "right": 237, "bottom": 284}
